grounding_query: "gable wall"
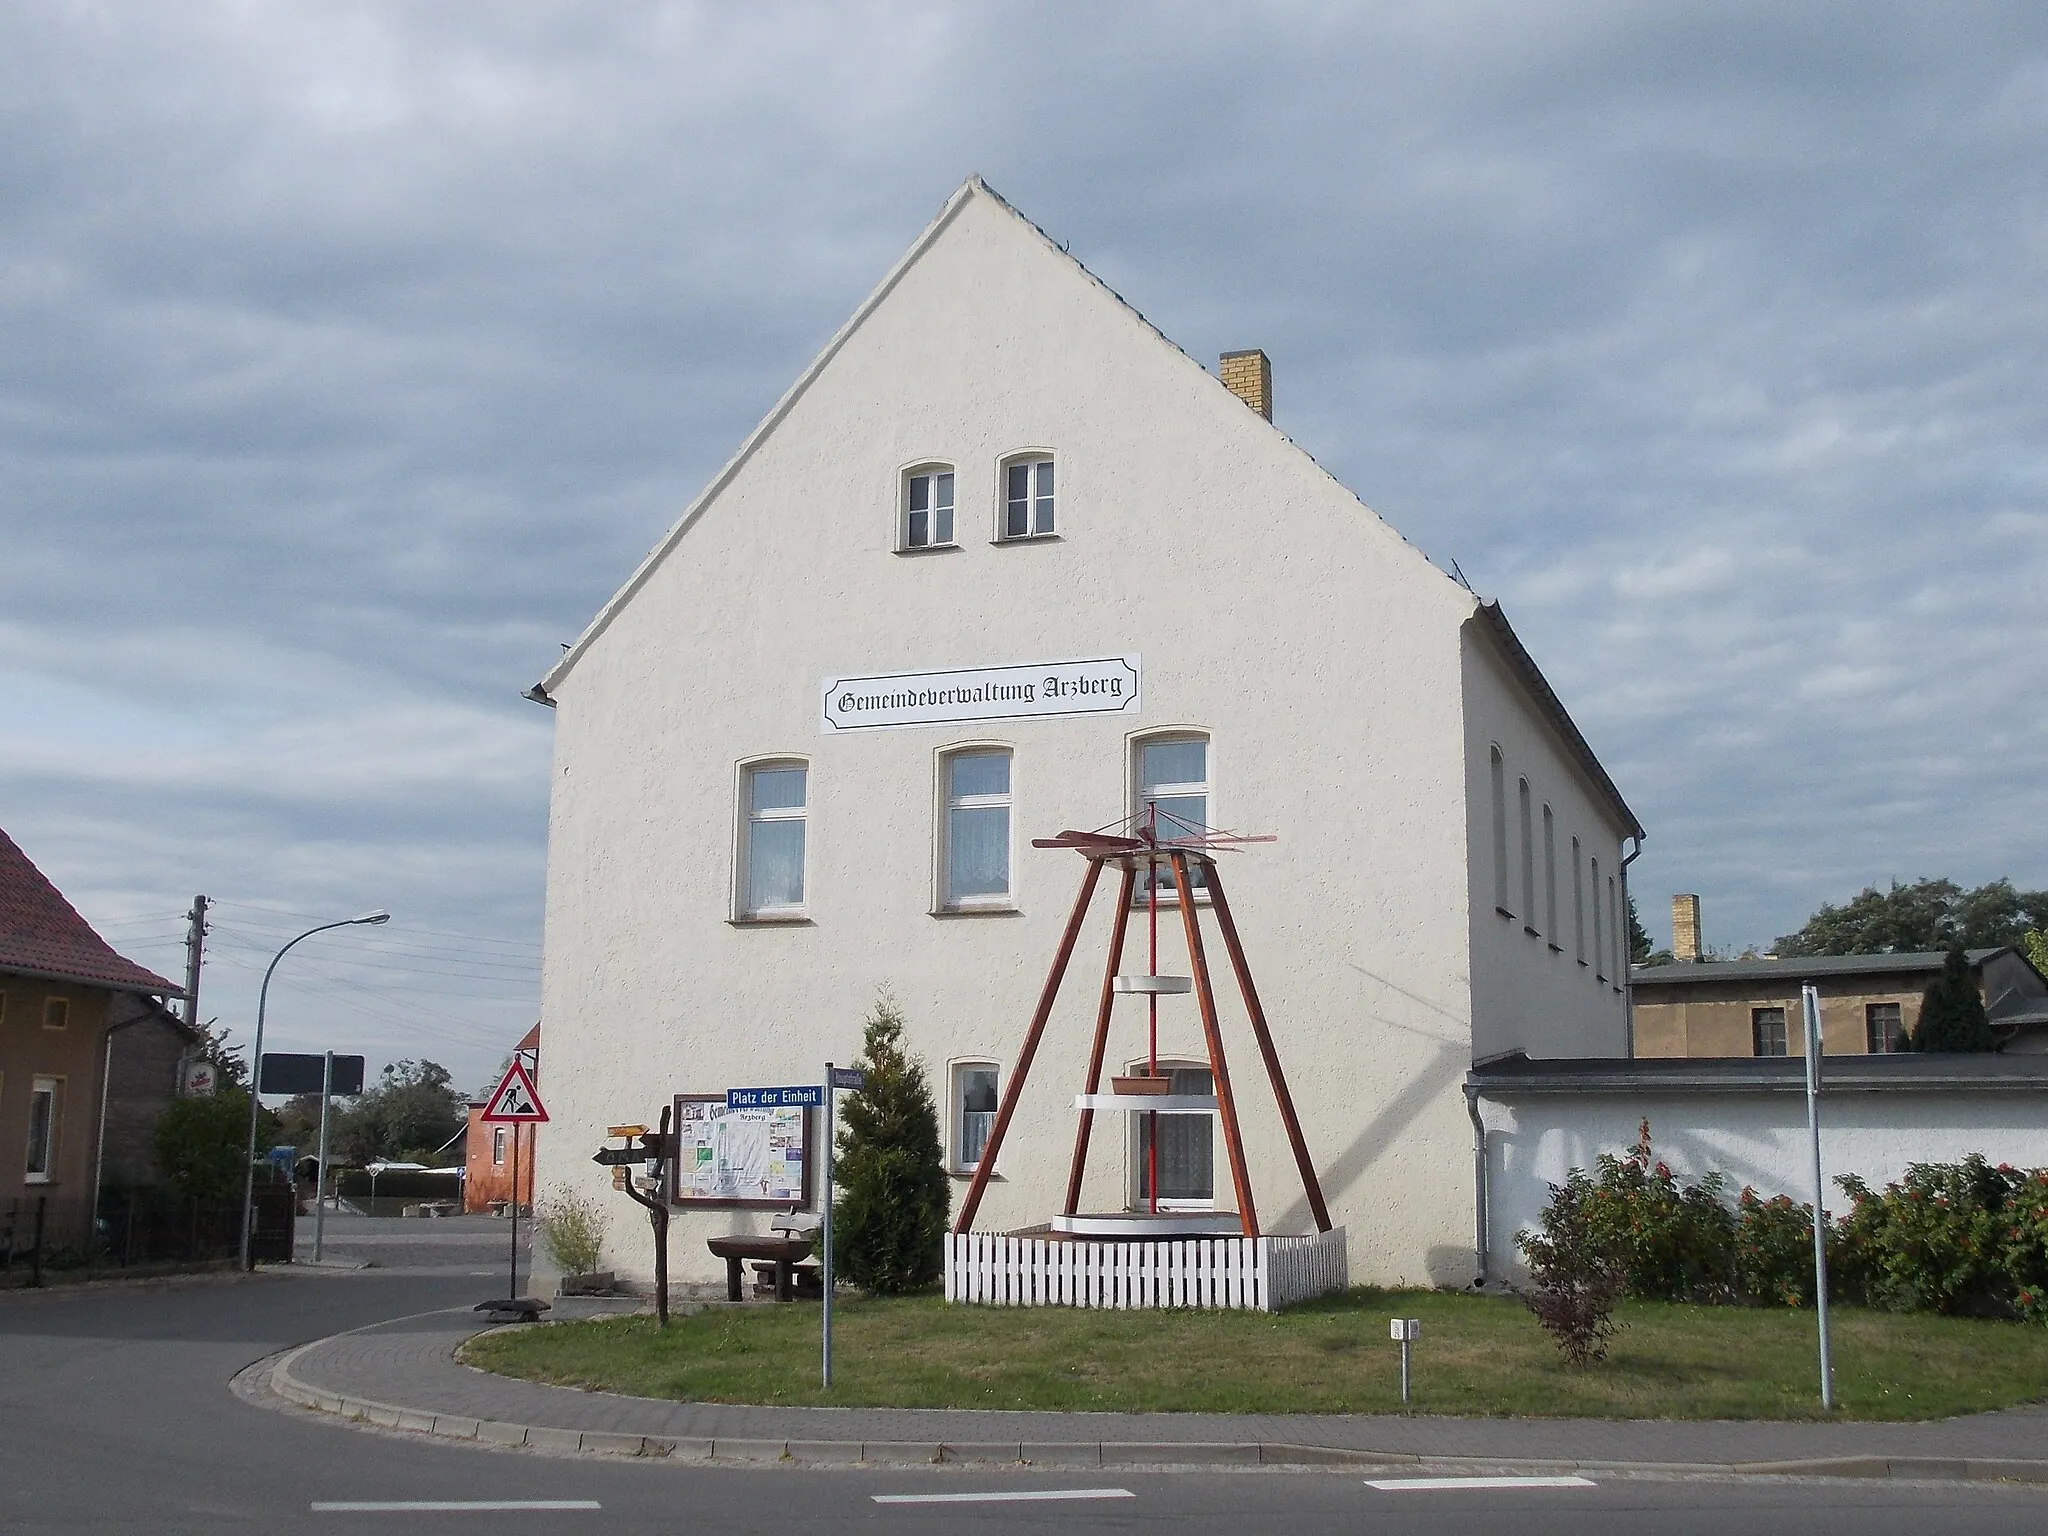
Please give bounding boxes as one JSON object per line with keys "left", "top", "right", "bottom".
{"left": 539, "top": 191, "right": 1549, "bottom": 1288}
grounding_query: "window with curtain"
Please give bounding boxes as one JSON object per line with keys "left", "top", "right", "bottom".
{"left": 942, "top": 749, "right": 1012, "bottom": 907}
{"left": 1134, "top": 1065, "right": 1214, "bottom": 1204}
{"left": 742, "top": 763, "right": 807, "bottom": 915}
{"left": 954, "top": 1063, "right": 999, "bottom": 1171}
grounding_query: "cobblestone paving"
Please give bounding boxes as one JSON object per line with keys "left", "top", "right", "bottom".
{"left": 280, "top": 1307, "right": 2048, "bottom": 1467}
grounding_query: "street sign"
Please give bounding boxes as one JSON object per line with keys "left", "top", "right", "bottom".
{"left": 481, "top": 1059, "right": 549, "bottom": 1123}
{"left": 726, "top": 1084, "right": 823, "bottom": 1108}
{"left": 259, "top": 1052, "right": 365, "bottom": 1096}
{"left": 829, "top": 1067, "right": 866, "bottom": 1091}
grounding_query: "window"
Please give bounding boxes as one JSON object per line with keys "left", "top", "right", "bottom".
{"left": 1867, "top": 1002, "right": 1904, "bottom": 1054}
{"left": 1590, "top": 857, "right": 1605, "bottom": 979}
{"left": 953, "top": 1063, "right": 999, "bottom": 1172}
{"left": 1001, "top": 457, "right": 1055, "bottom": 539}
{"left": 1542, "top": 806, "right": 1559, "bottom": 947}
{"left": 902, "top": 466, "right": 955, "bottom": 550}
{"left": 41, "top": 997, "right": 67, "bottom": 1031}
{"left": 1134, "top": 734, "right": 1208, "bottom": 898}
{"left": 1490, "top": 748, "right": 1510, "bottom": 914}
{"left": 1518, "top": 779, "right": 1536, "bottom": 933}
{"left": 492, "top": 1126, "right": 508, "bottom": 1166}
{"left": 1134, "top": 1065, "right": 1214, "bottom": 1204}
{"left": 1753, "top": 1008, "right": 1789, "bottom": 1057}
{"left": 1571, "top": 837, "right": 1585, "bottom": 963}
{"left": 941, "top": 749, "right": 1012, "bottom": 908}
{"left": 1608, "top": 876, "right": 1621, "bottom": 986}
{"left": 741, "top": 763, "right": 807, "bottom": 916}
{"left": 25, "top": 1077, "right": 57, "bottom": 1182}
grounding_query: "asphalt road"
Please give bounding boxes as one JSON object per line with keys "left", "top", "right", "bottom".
{"left": 1, "top": 1218, "right": 2045, "bottom": 1534}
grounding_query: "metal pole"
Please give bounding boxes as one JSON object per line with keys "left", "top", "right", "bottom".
{"left": 1400, "top": 1335, "right": 1412, "bottom": 1404}
{"left": 822, "top": 1064, "right": 834, "bottom": 1390}
{"left": 1802, "top": 983, "right": 1834, "bottom": 1410}
{"left": 313, "top": 1051, "right": 333, "bottom": 1262}
{"left": 509, "top": 1122, "right": 521, "bottom": 1300}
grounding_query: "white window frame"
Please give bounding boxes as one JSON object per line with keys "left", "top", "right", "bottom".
{"left": 950, "top": 1060, "right": 1001, "bottom": 1175}
{"left": 998, "top": 454, "right": 1056, "bottom": 541}
{"left": 1128, "top": 1059, "right": 1216, "bottom": 1210}
{"left": 492, "top": 1125, "right": 508, "bottom": 1166}
{"left": 937, "top": 745, "right": 1015, "bottom": 912}
{"left": 901, "top": 464, "right": 957, "bottom": 551}
{"left": 25, "top": 1075, "right": 58, "bottom": 1184}
{"left": 1131, "top": 729, "right": 1211, "bottom": 903}
{"left": 736, "top": 758, "right": 809, "bottom": 920}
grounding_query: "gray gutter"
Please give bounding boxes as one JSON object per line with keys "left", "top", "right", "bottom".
{"left": 1468, "top": 1054, "right": 2048, "bottom": 1096}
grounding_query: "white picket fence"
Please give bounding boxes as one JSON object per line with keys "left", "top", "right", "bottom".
{"left": 944, "top": 1226, "right": 1346, "bottom": 1312}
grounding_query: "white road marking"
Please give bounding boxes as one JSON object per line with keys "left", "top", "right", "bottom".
{"left": 1366, "top": 1476, "right": 1596, "bottom": 1491}
{"left": 311, "top": 1501, "right": 602, "bottom": 1512}
{"left": 872, "top": 1488, "right": 1137, "bottom": 1505}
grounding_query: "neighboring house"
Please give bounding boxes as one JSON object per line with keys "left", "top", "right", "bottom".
{"left": 463, "top": 1023, "right": 539, "bottom": 1213}
{"left": 526, "top": 178, "right": 1643, "bottom": 1290}
{"left": 1632, "top": 896, "right": 2048, "bottom": 1057}
{"left": 0, "top": 829, "right": 187, "bottom": 1242}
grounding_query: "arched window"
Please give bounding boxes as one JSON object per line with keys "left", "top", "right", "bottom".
{"left": 950, "top": 1060, "right": 1001, "bottom": 1172}
{"left": 1591, "top": 855, "right": 1606, "bottom": 981}
{"left": 1000, "top": 454, "right": 1056, "bottom": 539}
{"left": 1542, "top": 805, "right": 1559, "bottom": 947}
{"left": 1572, "top": 836, "right": 1586, "bottom": 963}
{"left": 901, "top": 465, "right": 956, "bottom": 550}
{"left": 739, "top": 760, "right": 807, "bottom": 917}
{"left": 1490, "top": 747, "right": 1510, "bottom": 914}
{"left": 1518, "top": 778, "right": 1537, "bottom": 933}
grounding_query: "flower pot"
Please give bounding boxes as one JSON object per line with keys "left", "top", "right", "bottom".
{"left": 1110, "top": 1074, "right": 1172, "bottom": 1096}
{"left": 558, "top": 1270, "right": 615, "bottom": 1297}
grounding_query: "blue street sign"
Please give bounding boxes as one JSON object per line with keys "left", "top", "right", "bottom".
{"left": 829, "top": 1067, "right": 866, "bottom": 1091}
{"left": 726, "top": 1085, "right": 824, "bottom": 1109}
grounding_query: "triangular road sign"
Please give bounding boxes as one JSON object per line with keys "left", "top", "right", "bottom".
{"left": 480, "top": 1059, "right": 548, "bottom": 1123}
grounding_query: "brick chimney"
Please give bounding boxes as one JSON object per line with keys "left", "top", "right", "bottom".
{"left": 1220, "top": 349, "right": 1272, "bottom": 420}
{"left": 1672, "top": 894, "right": 1703, "bottom": 963}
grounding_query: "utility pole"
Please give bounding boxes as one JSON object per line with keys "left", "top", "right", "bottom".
{"left": 182, "top": 895, "right": 209, "bottom": 1030}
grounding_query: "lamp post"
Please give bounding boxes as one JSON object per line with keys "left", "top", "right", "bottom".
{"left": 239, "top": 910, "right": 389, "bottom": 1270}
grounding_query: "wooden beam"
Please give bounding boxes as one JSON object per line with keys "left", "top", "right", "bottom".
{"left": 1172, "top": 852, "right": 1258, "bottom": 1237}
{"left": 952, "top": 856, "right": 1104, "bottom": 1234}
{"left": 1204, "top": 860, "right": 1332, "bottom": 1232}
{"left": 1064, "top": 863, "right": 1137, "bottom": 1214}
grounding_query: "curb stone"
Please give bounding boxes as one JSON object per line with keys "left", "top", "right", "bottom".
{"left": 264, "top": 1333, "right": 2048, "bottom": 1484}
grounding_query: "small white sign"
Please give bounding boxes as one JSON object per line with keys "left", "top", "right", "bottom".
{"left": 821, "top": 655, "right": 1140, "bottom": 733}
{"left": 182, "top": 1059, "right": 217, "bottom": 1098}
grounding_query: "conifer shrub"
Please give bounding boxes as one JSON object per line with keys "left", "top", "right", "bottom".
{"left": 832, "top": 994, "right": 950, "bottom": 1295}
{"left": 1909, "top": 946, "right": 1994, "bottom": 1051}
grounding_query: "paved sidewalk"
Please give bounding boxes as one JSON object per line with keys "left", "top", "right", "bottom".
{"left": 264, "top": 1307, "right": 2048, "bottom": 1481}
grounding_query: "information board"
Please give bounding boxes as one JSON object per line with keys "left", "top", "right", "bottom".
{"left": 669, "top": 1094, "right": 812, "bottom": 1208}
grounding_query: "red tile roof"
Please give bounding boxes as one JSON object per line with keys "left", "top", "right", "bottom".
{"left": 0, "top": 829, "right": 183, "bottom": 997}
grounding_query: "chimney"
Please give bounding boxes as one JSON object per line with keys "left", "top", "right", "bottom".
{"left": 1672, "top": 894, "right": 1702, "bottom": 963}
{"left": 1220, "top": 349, "right": 1272, "bottom": 420}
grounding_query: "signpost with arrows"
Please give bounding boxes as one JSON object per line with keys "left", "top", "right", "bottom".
{"left": 480, "top": 1059, "right": 548, "bottom": 1308}
{"left": 594, "top": 1115, "right": 673, "bottom": 1325}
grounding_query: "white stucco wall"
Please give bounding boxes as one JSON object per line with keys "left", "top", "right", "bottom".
{"left": 1479, "top": 1090, "right": 2048, "bottom": 1284}
{"left": 531, "top": 182, "right": 1633, "bottom": 1293}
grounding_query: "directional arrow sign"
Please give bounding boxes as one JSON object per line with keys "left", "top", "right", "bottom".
{"left": 591, "top": 1146, "right": 651, "bottom": 1166}
{"left": 481, "top": 1059, "right": 549, "bottom": 1123}
{"left": 726, "top": 1085, "right": 823, "bottom": 1109}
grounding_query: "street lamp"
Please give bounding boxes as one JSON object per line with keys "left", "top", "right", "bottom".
{"left": 239, "top": 909, "right": 390, "bottom": 1270}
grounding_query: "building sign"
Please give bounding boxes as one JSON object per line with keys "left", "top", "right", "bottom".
{"left": 821, "top": 655, "right": 1140, "bottom": 733}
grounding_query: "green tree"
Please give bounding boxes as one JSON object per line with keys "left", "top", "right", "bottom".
{"left": 1909, "top": 947, "right": 1995, "bottom": 1053}
{"left": 1775, "top": 877, "right": 2048, "bottom": 957}
{"left": 1627, "top": 894, "right": 1664, "bottom": 967}
{"left": 329, "top": 1060, "right": 464, "bottom": 1165}
{"left": 832, "top": 994, "right": 949, "bottom": 1295}
{"left": 2022, "top": 929, "right": 2048, "bottom": 978}
{"left": 153, "top": 1088, "right": 276, "bottom": 1202}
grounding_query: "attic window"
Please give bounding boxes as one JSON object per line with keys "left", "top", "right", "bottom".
{"left": 1000, "top": 457, "right": 1055, "bottom": 539}
{"left": 903, "top": 467, "right": 956, "bottom": 551}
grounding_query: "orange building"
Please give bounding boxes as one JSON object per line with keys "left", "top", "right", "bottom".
{"left": 463, "top": 1023, "right": 538, "bottom": 1213}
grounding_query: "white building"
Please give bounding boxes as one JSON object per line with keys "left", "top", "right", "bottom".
{"left": 527, "top": 177, "right": 1643, "bottom": 1291}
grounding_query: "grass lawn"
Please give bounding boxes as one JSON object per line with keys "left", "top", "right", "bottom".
{"left": 459, "top": 1287, "right": 2048, "bottom": 1421}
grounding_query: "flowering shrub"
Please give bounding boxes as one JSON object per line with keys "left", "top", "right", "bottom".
{"left": 1834, "top": 1155, "right": 2037, "bottom": 1319}
{"left": 1733, "top": 1189, "right": 1821, "bottom": 1307}
{"left": 1567, "top": 1121, "right": 1736, "bottom": 1303}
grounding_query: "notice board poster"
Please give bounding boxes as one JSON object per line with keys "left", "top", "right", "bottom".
{"left": 669, "top": 1094, "right": 812, "bottom": 1208}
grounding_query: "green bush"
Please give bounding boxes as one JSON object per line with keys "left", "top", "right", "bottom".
{"left": 1835, "top": 1155, "right": 2036, "bottom": 1318}
{"left": 1733, "top": 1189, "right": 1822, "bottom": 1307}
{"left": 534, "top": 1191, "right": 610, "bottom": 1276}
{"left": 154, "top": 1089, "right": 269, "bottom": 1203}
{"left": 833, "top": 994, "right": 949, "bottom": 1296}
{"left": 1515, "top": 1175, "right": 1626, "bottom": 1365}
{"left": 1573, "top": 1121, "right": 1736, "bottom": 1303}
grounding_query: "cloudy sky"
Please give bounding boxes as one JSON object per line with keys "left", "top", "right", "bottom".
{"left": 6, "top": 3, "right": 2044, "bottom": 1091}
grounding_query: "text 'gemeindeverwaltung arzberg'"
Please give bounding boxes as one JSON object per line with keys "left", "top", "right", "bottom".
{"left": 819, "top": 656, "right": 1141, "bottom": 732}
